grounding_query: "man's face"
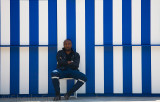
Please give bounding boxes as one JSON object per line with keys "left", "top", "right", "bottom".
{"left": 64, "top": 40, "right": 72, "bottom": 51}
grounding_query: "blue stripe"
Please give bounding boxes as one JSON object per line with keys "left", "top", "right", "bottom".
{"left": 29, "top": 47, "right": 38, "bottom": 94}
{"left": 141, "top": 0, "right": 150, "bottom": 45}
{"left": 141, "top": 0, "right": 151, "bottom": 94}
{"left": 85, "top": 0, "right": 95, "bottom": 93}
{"left": 10, "top": 47, "right": 19, "bottom": 94}
{"left": 103, "top": 0, "right": 113, "bottom": 93}
{"left": 142, "top": 46, "right": 151, "bottom": 93}
{"left": 10, "top": 0, "right": 20, "bottom": 94}
{"left": 122, "top": 0, "right": 132, "bottom": 93}
{"left": 104, "top": 47, "right": 113, "bottom": 93}
{"left": 103, "top": 0, "right": 112, "bottom": 45}
{"left": 10, "top": 0, "right": 20, "bottom": 45}
{"left": 122, "top": 0, "right": 131, "bottom": 45}
{"left": 48, "top": 0, "right": 57, "bottom": 45}
{"left": 29, "top": 0, "right": 39, "bottom": 45}
{"left": 123, "top": 46, "right": 132, "bottom": 93}
{"left": 29, "top": 0, "right": 39, "bottom": 94}
{"left": 48, "top": 0, "right": 57, "bottom": 94}
{"left": 66, "top": 0, "right": 76, "bottom": 92}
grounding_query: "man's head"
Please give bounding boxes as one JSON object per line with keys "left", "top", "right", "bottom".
{"left": 63, "top": 39, "right": 72, "bottom": 51}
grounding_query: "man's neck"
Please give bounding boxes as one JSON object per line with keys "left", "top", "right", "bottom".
{"left": 65, "top": 49, "right": 71, "bottom": 54}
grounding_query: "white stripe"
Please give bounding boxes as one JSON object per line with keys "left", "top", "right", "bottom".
{"left": 151, "top": 0, "right": 160, "bottom": 44}
{"left": 0, "top": 47, "right": 10, "bottom": 94}
{"left": 132, "top": 0, "right": 141, "bottom": 45}
{"left": 76, "top": 0, "right": 86, "bottom": 93}
{"left": 132, "top": 46, "right": 142, "bottom": 93}
{"left": 95, "top": 46, "right": 104, "bottom": 93}
{"left": 57, "top": 0, "right": 67, "bottom": 94}
{"left": 113, "top": 46, "right": 123, "bottom": 93}
{"left": 95, "top": 0, "right": 103, "bottom": 45}
{"left": 113, "top": 0, "right": 122, "bottom": 45}
{"left": 38, "top": 0, "right": 48, "bottom": 94}
{"left": 20, "top": 47, "right": 29, "bottom": 94}
{"left": 151, "top": 46, "right": 160, "bottom": 93}
{"left": 1, "top": 0, "right": 10, "bottom": 45}
{"left": 39, "top": 0, "right": 48, "bottom": 45}
{"left": 20, "top": 0, "right": 29, "bottom": 45}
{"left": 38, "top": 47, "right": 48, "bottom": 94}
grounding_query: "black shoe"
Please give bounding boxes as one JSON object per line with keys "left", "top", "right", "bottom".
{"left": 64, "top": 93, "right": 71, "bottom": 100}
{"left": 53, "top": 95, "right": 61, "bottom": 101}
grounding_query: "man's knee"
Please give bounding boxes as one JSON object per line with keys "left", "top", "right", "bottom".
{"left": 78, "top": 74, "right": 87, "bottom": 83}
{"left": 51, "top": 70, "right": 60, "bottom": 79}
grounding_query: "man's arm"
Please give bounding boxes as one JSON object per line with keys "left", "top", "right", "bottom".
{"left": 69, "top": 53, "right": 80, "bottom": 69}
{"left": 56, "top": 51, "right": 68, "bottom": 66}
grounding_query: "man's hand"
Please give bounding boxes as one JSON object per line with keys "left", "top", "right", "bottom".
{"left": 67, "top": 61, "right": 73, "bottom": 64}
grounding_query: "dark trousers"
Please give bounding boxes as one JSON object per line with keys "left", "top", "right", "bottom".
{"left": 51, "top": 68, "right": 87, "bottom": 96}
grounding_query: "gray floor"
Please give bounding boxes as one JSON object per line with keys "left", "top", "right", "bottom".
{"left": 1, "top": 97, "right": 160, "bottom": 102}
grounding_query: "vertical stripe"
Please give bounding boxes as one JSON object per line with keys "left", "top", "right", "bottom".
{"left": 113, "top": 0, "right": 123, "bottom": 94}
{"left": 95, "top": 0, "right": 103, "bottom": 45}
{"left": 38, "top": 47, "right": 48, "bottom": 94}
{"left": 20, "top": 0, "right": 29, "bottom": 45}
{"left": 95, "top": 0, "right": 103, "bottom": 93}
{"left": 57, "top": 0, "right": 67, "bottom": 93}
{"left": 95, "top": 47, "right": 104, "bottom": 93}
{"left": 20, "top": 47, "right": 29, "bottom": 94}
{"left": 10, "top": 0, "right": 19, "bottom": 45}
{"left": 141, "top": 0, "right": 151, "bottom": 94}
{"left": 29, "top": 0, "right": 39, "bottom": 94}
{"left": 38, "top": 0, "right": 48, "bottom": 94}
{"left": 19, "top": 0, "right": 29, "bottom": 94}
{"left": 66, "top": 0, "right": 76, "bottom": 93}
{"left": 85, "top": 0, "right": 95, "bottom": 93}
{"left": 39, "top": 0, "right": 48, "bottom": 45}
{"left": 113, "top": 47, "right": 123, "bottom": 93}
{"left": 30, "top": 0, "right": 39, "bottom": 45}
{"left": 132, "top": 0, "right": 141, "bottom": 45}
{"left": 132, "top": 46, "right": 142, "bottom": 93}
{"left": 104, "top": 46, "right": 113, "bottom": 93}
{"left": 122, "top": 0, "right": 132, "bottom": 94}
{"left": 132, "top": 0, "right": 142, "bottom": 94}
{"left": 76, "top": 0, "right": 86, "bottom": 93}
{"left": 103, "top": 0, "right": 112, "bottom": 45}
{"left": 0, "top": 47, "right": 10, "bottom": 94}
{"left": 103, "top": 0, "right": 113, "bottom": 94}
{"left": 10, "top": 47, "right": 19, "bottom": 94}
{"left": 10, "top": 0, "right": 19, "bottom": 94}
{"left": 122, "top": 0, "right": 131, "bottom": 45}
{"left": 123, "top": 46, "right": 132, "bottom": 93}
{"left": 29, "top": 47, "right": 38, "bottom": 94}
{"left": 1, "top": 0, "right": 10, "bottom": 45}
{"left": 48, "top": 0, "right": 57, "bottom": 94}
{"left": 151, "top": 46, "right": 160, "bottom": 93}
{"left": 151, "top": 0, "right": 160, "bottom": 44}
{"left": 113, "top": 0, "right": 122, "bottom": 45}
{"left": 141, "top": 0, "right": 150, "bottom": 45}
{"left": 151, "top": 0, "right": 160, "bottom": 94}
{"left": 0, "top": 0, "right": 10, "bottom": 94}
{"left": 142, "top": 46, "right": 151, "bottom": 93}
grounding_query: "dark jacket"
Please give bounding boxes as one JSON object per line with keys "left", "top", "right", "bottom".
{"left": 56, "top": 47, "right": 80, "bottom": 70}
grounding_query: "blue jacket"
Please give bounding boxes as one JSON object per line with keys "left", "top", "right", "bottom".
{"left": 56, "top": 47, "right": 80, "bottom": 70}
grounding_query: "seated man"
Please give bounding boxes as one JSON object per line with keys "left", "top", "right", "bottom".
{"left": 51, "top": 39, "right": 87, "bottom": 101}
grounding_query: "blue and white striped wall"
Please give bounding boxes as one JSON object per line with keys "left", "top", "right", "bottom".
{"left": 0, "top": 0, "right": 160, "bottom": 96}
